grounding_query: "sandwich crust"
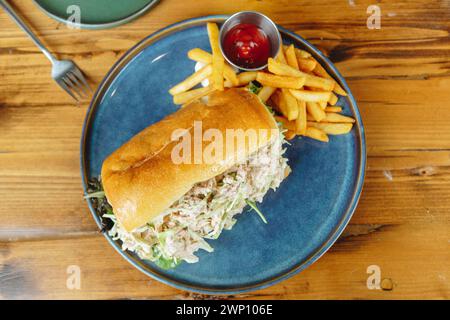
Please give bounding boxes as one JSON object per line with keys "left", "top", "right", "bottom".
{"left": 101, "top": 88, "right": 279, "bottom": 231}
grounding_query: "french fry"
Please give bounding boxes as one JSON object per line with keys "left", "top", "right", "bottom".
{"left": 188, "top": 48, "right": 239, "bottom": 86}
{"left": 268, "top": 58, "right": 334, "bottom": 90}
{"left": 304, "top": 74, "right": 335, "bottom": 91}
{"left": 312, "top": 60, "right": 348, "bottom": 96}
{"left": 207, "top": 23, "right": 224, "bottom": 90}
{"left": 296, "top": 99, "right": 307, "bottom": 135}
{"left": 276, "top": 90, "right": 290, "bottom": 118}
{"left": 294, "top": 47, "right": 312, "bottom": 59}
{"left": 285, "top": 130, "right": 297, "bottom": 140}
{"left": 323, "top": 113, "right": 355, "bottom": 123}
{"left": 328, "top": 92, "right": 338, "bottom": 105}
{"left": 268, "top": 57, "right": 300, "bottom": 77}
{"left": 224, "top": 79, "right": 233, "bottom": 88}
{"left": 258, "top": 86, "right": 276, "bottom": 103}
{"left": 187, "top": 48, "right": 212, "bottom": 64}
{"left": 312, "top": 60, "right": 331, "bottom": 79}
{"left": 238, "top": 71, "right": 258, "bottom": 85}
{"left": 173, "top": 86, "right": 214, "bottom": 105}
{"left": 275, "top": 115, "right": 296, "bottom": 131}
{"left": 305, "top": 127, "right": 329, "bottom": 142}
{"left": 276, "top": 46, "right": 287, "bottom": 64}
{"left": 333, "top": 82, "right": 348, "bottom": 96}
{"left": 281, "top": 88, "right": 299, "bottom": 120}
{"left": 318, "top": 101, "right": 327, "bottom": 110}
{"left": 224, "top": 68, "right": 239, "bottom": 87}
{"left": 325, "top": 106, "right": 342, "bottom": 113}
{"left": 307, "top": 121, "right": 353, "bottom": 135}
{"left": 269, "top": 91, "right": 281, "bottom": 113}
{"left": 289, "top": 89, "right": 332, "bottom": 102}
{"left": 297, "top": 58, "right": 317, "bottom": 73}
{"left": 285, "top": 45, "right": 299, "bottom": 70}
{"left": 306, "top": 101, "right": 326, "bottom": 122}
{"left": 169, "top": 64, "right": 213, "bottom": 95}
{"left": 306, "top": 114, "right": 316, "bottom": 122}
{"left": 256, "top": 72, "right": 305, "bottom": 89}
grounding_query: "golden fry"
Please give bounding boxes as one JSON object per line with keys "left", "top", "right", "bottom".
{"left": 274, "top": 115, "right": 296, "bottom": 131}
{"left": 268, "top": 58, "right": 334, "bottom": 90}
{"left": 306, "top": 101, "right": 326, "bottom": 122}
{"left": 307, "top": 121, "right": 353, "bottom": 135}
{"left": 187, "top": 48, "right": 212, "bottom": 64}
{"left": 305, "top": 127, "right": 329, "bottom": 142}
{"left": 297, "top": 58, "right": 317, "bottom": 73}
{"left": 276, "top": 46, "right": 287, "bottom": 64}
{"left": 276, "top": 90, "right": 290, "bottom": 118}
{"left": 333, "top": 82, "right": 348, "bottom": 96}
{"left": 256, "top": 72, "right": 305, "bottom": 89}
{"left": 289, "top": 89, "right": 332, "bottom": 102}
{"left": 285, "top": 45, "right": 299, "bottom": 70}
{"left": 224, "top": 68, "right": 239, "bottom": 86}
{"left": 325, "top": 106, "right": 342, "bottom": 113}
{"left": 173, "top": 86, "right": 214, "bottom": 105}
{"left": 207, "top": 23, "right": 225, "bottom": 90}
{"left": 268, "top": 58, "right": 301, "bottom": 77}
{"left": 294, "top": 47, "right": 312, "bottom": 59}
{"left": 312, "top": 60, "right": 348, "bottom": 96}
{"left": 224, "top": 79, "right": 233, "bottom": 88}
{"left": 238, "top": 71, "right": 258, "bottom": 85}
{"left": 281, "top": 88, "right": 299, "bottom": 120}
{"left": 328, "top": 92, "right": 338, "bottom": 105}
{"left": 295, "top": 99, "right": 307, "bottom": 135}
{"left": 324, "top": 113, "right": 355, "bottom": 123}
{"left": 258, "top": 86, "right": 276, "bottom": 103}
{"left": 169, "top": 64, "right": 213, "bottom": 95}
{"left": 285, "top": 130, "right": 297, "bottom": 140}
{"left": 318, "top": 101, "right": 327, "bottom": 110}
{"left": 304, "top": 74, "right": 334, "bottom": 91}
{"left": 312, "top": 61, "right": 330, "bottom": 78}
{"left": 188, "top": 48, "right": 239, "bottom": 86}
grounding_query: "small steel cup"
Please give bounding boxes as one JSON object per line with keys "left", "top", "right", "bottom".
{"left": 219, "top": 11, "right": 281, "bottom": 71}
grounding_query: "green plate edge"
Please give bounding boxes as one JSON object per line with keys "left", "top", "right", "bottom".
{"left": 33, "top": 0, "right": 160, "bottom": 30}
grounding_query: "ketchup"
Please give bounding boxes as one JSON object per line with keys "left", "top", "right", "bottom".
{"left": 223, "top": 23, "right": 270, "bottom": 69}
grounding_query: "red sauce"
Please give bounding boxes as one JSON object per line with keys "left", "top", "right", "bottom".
{"left": 223, "top": 23, "right": 271, "bottom": 69}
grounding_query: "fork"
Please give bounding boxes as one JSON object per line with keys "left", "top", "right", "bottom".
{"left": 1, "top": 0, "right": 91, "bottom": 101}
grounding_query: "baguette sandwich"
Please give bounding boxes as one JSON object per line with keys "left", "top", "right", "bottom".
{"left": 99, "top": 88, "right": 289, "bottom": 268}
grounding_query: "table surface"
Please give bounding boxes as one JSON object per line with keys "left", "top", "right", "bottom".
{"left": 0, "top": 0, "right": 449, "bottom": 300}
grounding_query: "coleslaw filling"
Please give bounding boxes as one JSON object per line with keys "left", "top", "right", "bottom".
{"left": 103, "top": 132, "right": 288, "bottom": 268}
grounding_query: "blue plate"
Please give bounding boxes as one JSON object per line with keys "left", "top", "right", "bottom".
{"left": 81, "top": 15, "right": 366, "bottom": 294}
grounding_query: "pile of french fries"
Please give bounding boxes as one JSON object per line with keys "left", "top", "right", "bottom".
{"left": 168, "top": 22, "right": 355, "bottom": 142}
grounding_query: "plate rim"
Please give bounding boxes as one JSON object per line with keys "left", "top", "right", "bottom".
{"left": 33, "top": 0, "right": 160, "bottom": 30}
{"left": 80, "top": 15, "right": 367, "bottom": 294}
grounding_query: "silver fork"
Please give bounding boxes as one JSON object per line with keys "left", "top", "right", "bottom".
{"left": 1, "top": 0, "right": 91, "bottom": 101}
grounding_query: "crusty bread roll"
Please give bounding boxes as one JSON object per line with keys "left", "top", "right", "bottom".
{"left": 101, "top": 88, "right": 278, "bottom": 231}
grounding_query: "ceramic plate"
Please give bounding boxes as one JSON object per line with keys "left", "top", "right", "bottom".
{"left": 81, "top": 15, "right": 366, "bottom": 294}
{"left": 34, "top": 0, "right": 159, "bottom": 29}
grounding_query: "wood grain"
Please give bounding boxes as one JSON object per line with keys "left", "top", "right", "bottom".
{"left": 0, "top": 223, "right": 448, "bottom": 299}
{"left": 0, "top": 0, "right": 449, "bottom": 299}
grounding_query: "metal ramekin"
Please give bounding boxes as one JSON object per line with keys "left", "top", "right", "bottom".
{"left": 219, "top": 11, "right": 281, "bottom": 71}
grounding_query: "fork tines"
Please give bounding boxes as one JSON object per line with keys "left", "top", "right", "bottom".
{"left": 57, "top": 68, "right": 91, "bottom": 102}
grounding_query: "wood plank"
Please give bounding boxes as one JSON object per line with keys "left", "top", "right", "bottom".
{"left": 0, "top": 222, "right": 448, "bottom": 299}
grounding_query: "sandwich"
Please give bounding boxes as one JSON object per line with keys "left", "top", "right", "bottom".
{"left": 96, "top": 88, "right": 289, "bottom": 269}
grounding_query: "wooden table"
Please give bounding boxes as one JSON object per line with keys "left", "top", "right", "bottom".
{"left": 0, "top": 0, "right": 449, "bottom": 300}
